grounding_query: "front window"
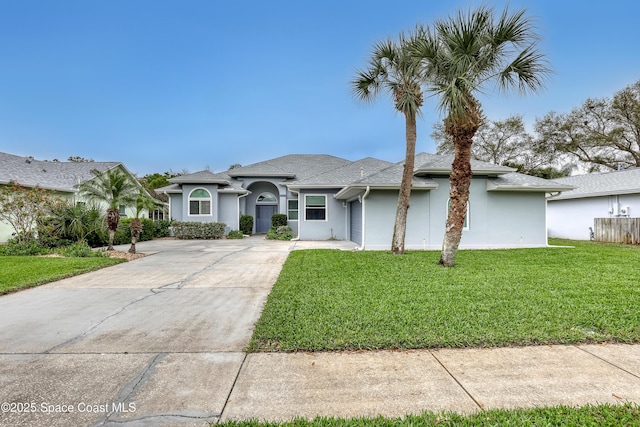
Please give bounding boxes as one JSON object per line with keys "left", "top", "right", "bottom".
{"left": 288, "top": 199, "right": 299, "bottom": 220}
{"left": 189, "top": 188, "right": 212, "bottom": 216}
{"left": 305, "top": 195, "right": 326, "bottom": 221}
{"left": 119, "top": 205, "right": 127, "bottom": 217}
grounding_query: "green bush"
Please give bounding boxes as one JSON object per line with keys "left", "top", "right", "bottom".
{"left": 266, "top": 225, "right": 293, "bottom": 240}
{"left": 57, "top": 241, "right": 107, "bottom": 258}
{"left": 271, "top": 213, "right": 288, "bottom": 227}
{"left": 226, "top": 229, "right": 244, "bottom": 239}
{"left": 240, "top": 215, "right": 253, "bottom": 235}
{"left": 172, "top": 221, "right": 226, "bottom": 239}
{"left": 0, "top": 237, "right": 50, "bottom": 256}
{"left": 152, "top": 220, "right": 172, "bottom": 238}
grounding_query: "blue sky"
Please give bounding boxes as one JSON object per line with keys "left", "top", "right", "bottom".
{"left": 1, "top": 1, "right": 638, "bottom": 176}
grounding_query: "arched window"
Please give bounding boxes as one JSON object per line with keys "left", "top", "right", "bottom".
{"left": 256, "top": 192, "right": 277, "bottom": 204}
{"left": 189, "top": 188, "right": 212, "bottom": 215}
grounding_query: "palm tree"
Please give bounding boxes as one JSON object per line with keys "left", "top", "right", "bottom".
{"left": 352, "top": 33, "right": 424, "bottom": 254}
{"left": 128, "top": 190, "right": 158, "bottom": 254}
{"left": 79, "top": 168, "right": 139, "bottom": 250}
{"left": 411, "top": 6, "right": 550, "bottom": 266}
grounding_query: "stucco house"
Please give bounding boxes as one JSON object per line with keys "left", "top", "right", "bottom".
{"left": 0, "top": 152, "right": 148, "bottom": 243}
{"left": 159, "top": 153, "right": 572, "bottom": 249}
{"left": 547, "top": 168, "right": 640, "bottom": 240}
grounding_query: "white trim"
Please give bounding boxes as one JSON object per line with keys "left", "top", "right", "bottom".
{"left": 188, "top": 187, "right": 213, "bottom": 217}
{"left": 304, "top": 194, "right": 328, "bottom": 222}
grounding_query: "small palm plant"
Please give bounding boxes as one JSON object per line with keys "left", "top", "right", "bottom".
{"left": 129, "top": 190, "right": 158, "bottom": 254}
{"left": 79, "top": 168, "right": 139, "bottom": 250}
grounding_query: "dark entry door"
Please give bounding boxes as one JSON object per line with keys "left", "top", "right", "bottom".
{"left": 256, "top": 205, "right": 277, "bottom": 233}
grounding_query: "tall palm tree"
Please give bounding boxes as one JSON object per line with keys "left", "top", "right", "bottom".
{"left": 352, "top": 33, "right": 424, "bottom": 254}
{"left": 79, "top": 168, "right": 139, "bottom": 250}
{"left": 412, "top": 6, "right": 550, "bottom": 266}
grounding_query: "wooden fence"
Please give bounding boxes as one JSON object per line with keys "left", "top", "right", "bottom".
{"left": 594, "top": 218, "right": 640, "bottom": 244}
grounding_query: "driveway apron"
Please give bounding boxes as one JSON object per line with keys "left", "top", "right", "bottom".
{"left": 0, "top": 237, "right": 291, "bottom": 426}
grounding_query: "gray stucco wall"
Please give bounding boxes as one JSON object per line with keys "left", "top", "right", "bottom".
{"left": 362, "top": 190, "right": 430, "bottom": 250}
{"left": 169, "top": 194, "right": 183, "bottom": 220}
{"left": 218, "top": 193, "right": 240, "bottom": 232}
{"left": 486, "top": 191, "right": 547, "bottom": 247}
{"left": 361, "top": 178, "right": 548, "bottom": 250}
{"left": 298, "top": 189, "right": 346, "bottom": 240}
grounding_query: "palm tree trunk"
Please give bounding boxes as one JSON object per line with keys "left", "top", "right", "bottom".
{"left": 106, "top": 209, "right": 119, "bottom": 251}
{"left": 440, "top": 126, "right": 475, "bottom": 267}
{"left": 129, "top": 234, "right": 137, "bottom": 254}
{"left": 391, "top": 112, "right": 417, "bottom": 255}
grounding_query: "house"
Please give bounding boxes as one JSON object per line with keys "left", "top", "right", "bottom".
{"left": 547, "top": 168, "right": 640, "bottom": 240}
{"left": 0, "top": 152, "right": 148, "bottom": 243}
{"left": 159, "top": 153, "right": 572, "bottom": 249}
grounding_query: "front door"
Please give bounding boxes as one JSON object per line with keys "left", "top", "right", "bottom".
{"left": 256, "top": 205, "right": 277, "bottom": 233}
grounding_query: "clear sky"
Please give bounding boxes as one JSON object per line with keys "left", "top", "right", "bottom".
{"left": 1, "top": 1, "right": 638, "bottom": 176}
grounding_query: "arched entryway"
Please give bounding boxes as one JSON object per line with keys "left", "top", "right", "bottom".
{"left": 246, "top": 181, "right": 281, "bottom": 233}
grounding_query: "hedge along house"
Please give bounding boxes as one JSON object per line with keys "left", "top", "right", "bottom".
{"left": 0, "top": 152, "right": 152, "bottom": 243}
{"left": 159, "top": 153, "right": 573, "bottom": 249}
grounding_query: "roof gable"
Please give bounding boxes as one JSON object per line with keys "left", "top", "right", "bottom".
{"left": 227, "top": 154, "right": 351, "bottom": 179}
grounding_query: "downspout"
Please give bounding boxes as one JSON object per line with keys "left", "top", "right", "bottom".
{"left": 355, "top": 186, "right": 370, "bottom": 251}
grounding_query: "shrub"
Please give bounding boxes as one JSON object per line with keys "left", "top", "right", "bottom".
{"left": 226, "top": 229, "right": 244, "bottom": 239}
{"left": 0, "top": 237, "right": 49, "bottom": 256}
{"left": 240, "top": 215, "right": 253, "bottom": 235}
{"left": 271, "top": 213, "right": 288, "bottom": 227}
{"left": 57, "top": 241, "right": 106, "bottom": 258}
{"left": 171, "top": 221, "right": 226, "bottom": 239}
{"left": 152, "top": 220, "right": 172, "bottom": 238}
{"left": 266, "top": 225, "right": 293, "bottom": 240}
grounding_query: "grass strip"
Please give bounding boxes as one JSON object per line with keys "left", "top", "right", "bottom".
{"left": 0, "top": 256, "right": 125, "bottom": 294}
{"left": 216, "top": 402, "right": 640, "bottom": 426}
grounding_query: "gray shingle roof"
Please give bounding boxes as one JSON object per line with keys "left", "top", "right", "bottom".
{"left": 548, "top": 168, "right": 640, "bottom": 200}
{"left": 415, "top": 153, "right": 515, "bottom": 175}
{"left": 291, "top": 157, "right": 393, "bottom": 187}
{"left": 487, "top": 172, "right": 575, "bottom": 192}
{"left": 227, "top": 154, "right": 351, "bottom": 179}
{"left": 0, "top": 152, "right": 121, "bottom": 192}
{"left": 353, "top": 152, "right": 438, "bottom": 187}
{"left": 169, "top": 170, "right": 230, "bottom": 185}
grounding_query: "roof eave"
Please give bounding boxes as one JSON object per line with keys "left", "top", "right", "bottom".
{"left": 227, "top": 172, "right": 296, "bottom": 179}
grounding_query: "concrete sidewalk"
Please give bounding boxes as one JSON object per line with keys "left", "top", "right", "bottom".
{"left": 1, "top": 237, "right": 639, "bottom": 426}
{"left": 222, "top": 343, "right": 640, "bottom": 422}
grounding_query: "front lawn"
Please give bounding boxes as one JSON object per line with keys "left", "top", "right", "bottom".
{"left": 0, "top": 256, "right": 125, "bottom": 294}
{"left": 216, "top": 403, "right": 640, "bottom": 426}
{"left": 248, "top": 239, "right": 640, "bottom": 352}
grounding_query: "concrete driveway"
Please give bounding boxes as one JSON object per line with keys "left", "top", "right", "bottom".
{"left": 0, "top": 236, "right": 322, "bottom": 426}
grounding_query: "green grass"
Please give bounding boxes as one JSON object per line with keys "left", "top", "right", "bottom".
{"left": 216, "top": 403, "right": 640, "bottom": 426}
{"left": 249, "top": 239, "right": 640, "bottom": 352}
{"left": 0, "top": 256, "right": 125, "bottom": 294}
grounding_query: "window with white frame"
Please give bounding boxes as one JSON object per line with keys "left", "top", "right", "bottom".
{"left": 189, "top": 188, "right": 212, "bottom": 215}
{"left": 287, "top": 199, "right": 299, "bottom": 220}
{"left": 447, "top": 198, "right": 469, "bottom": 230}
{"left": 305, "top": 195, "right": 326, "bottom": 221}
{"left": 119, "top": 205, "right": 127, "bottom": 217}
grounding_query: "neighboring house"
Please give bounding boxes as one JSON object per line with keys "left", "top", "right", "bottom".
{"left": 0, "top": 152, "right": 148, "bottom": 243}
{"left": 159, "top": 153, "right": 572, "bottom": 249}
{"left": 547, "top": 168, "right": 640, "bottom": 240}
